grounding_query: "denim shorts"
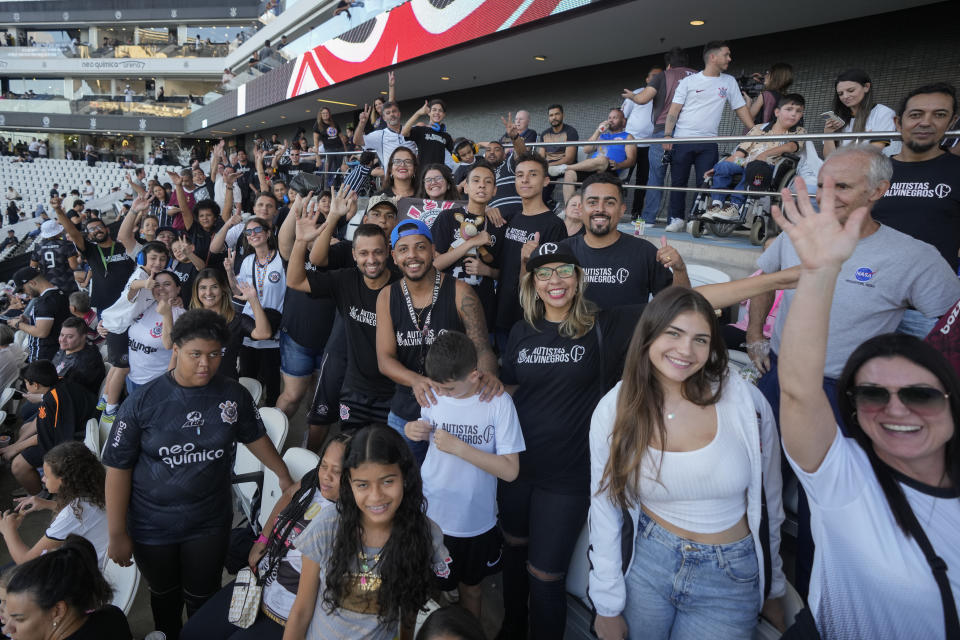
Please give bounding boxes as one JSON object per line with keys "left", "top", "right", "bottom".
{"left": 623, "top": 510, "right": 760, "bottom": 640}
{"left": 279, "top": 331, "right": 324, "bottom": 378}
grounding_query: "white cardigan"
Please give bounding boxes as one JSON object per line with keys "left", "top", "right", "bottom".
{"left": 587, "top": 370, "right": 787, "bottom": 618}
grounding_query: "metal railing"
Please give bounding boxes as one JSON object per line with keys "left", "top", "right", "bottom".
{"left": 514, "top": 129, "right": 960, "bottom": 147}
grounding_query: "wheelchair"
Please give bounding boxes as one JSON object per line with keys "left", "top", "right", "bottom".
{"left": 687, "top": 153, "right": 799, "bottom": 246}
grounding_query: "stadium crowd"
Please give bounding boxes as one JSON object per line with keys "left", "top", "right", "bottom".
{"left": 0, "top": 40, "right": 958, "bottom": 640}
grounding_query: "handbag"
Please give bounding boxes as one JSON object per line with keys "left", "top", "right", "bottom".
{"left": 228, "top": 567, "right": 262, "bottom": 629}
{"left": 288, "top": 172, "right": 325, "bottom": 197}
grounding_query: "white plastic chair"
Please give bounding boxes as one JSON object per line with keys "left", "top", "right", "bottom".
{"left": 238, "top": 377, "right": 263, "bottom": 406}
{"left": 685, "top": 264, "right": 732, "bottom": 288}
{"left": 103, "top": 559, "right": 141, "bottom": 615}
{"left": 0, "top": 387, "right": 15, "bottom": 409}
{"left": 753, "top": 581, "right": 804, "bottom": 639}
{"left": 258, "top": 447, "right": 319, "bottom": 531}
{"left": 259, "top": 407, "right": 288, "bottom": 451}
{"left": 83, "top": 418, "right": 100, "bottom": 459}
{"left": 233, "top": 442, "right": 263, "bottom": 530}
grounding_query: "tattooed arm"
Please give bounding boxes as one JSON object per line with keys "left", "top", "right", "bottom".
{"left": 455, "top": 280, "right": 503, "bottom": 401}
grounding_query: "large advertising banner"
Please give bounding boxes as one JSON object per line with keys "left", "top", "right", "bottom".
{"left": 286, "top": 0, "right": 592, "bottom": 99}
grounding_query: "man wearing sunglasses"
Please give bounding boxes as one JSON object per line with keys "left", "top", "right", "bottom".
{"left": 559, "top": 173, "right": 688, "bottom": 311}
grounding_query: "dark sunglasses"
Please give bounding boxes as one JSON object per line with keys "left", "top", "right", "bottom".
{"left": 847, "top": 385, "right": 950, "bottom": 415}
{"left": 244, "top": 226, "right": 266, "bottom": 236}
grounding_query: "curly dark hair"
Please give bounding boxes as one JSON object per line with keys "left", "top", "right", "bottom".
{"left": 43, "top": 442, "right": 105, "bottom": 520}
{"left": 323, "top": 425, "right": 436, "bottom": 628}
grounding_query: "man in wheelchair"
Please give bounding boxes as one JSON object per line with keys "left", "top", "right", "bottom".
{"left": 702, "top": 93, "right": 806, "bottom": 222}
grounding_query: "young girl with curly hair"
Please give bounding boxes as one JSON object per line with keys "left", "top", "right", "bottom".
{"left": 0, "top": 441, "right": 108, "bottom": 567}
{"left": 283, "top": 425, "right": 451, "bottom": 640}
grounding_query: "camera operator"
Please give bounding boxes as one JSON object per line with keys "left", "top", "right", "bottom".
{"left": 740, "top": 63, "right": 795, "bottom": 125}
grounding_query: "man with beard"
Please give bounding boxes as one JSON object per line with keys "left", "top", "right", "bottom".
{"left": 300, "top": 194, "right": 402, "bottom": 449}
{"left": 354, "top": 101, "right": 417, "bottom": 174}
{"left": 53, "top": 198, "right": 135, "bottom": 313}
{"left": 287, "top": 215, "right": 400, "bottom": 445}
{"left": 551, "top": 108, "right": 637, "bottom": 206}
{"left": 538, "top": 104, "right": 578, "bottom": 173}
{"left": 559, "top": 173, "right": 688, "bottom": 310}
{"left": 871, "top": 83, "right": 960, "bottom": 338}
{"left": 376, "top": 218, "right": 502, "bottom": 463}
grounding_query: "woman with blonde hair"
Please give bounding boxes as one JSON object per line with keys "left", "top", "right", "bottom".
{"left": 588, "top": 286, "right": 786, "bottom": 640}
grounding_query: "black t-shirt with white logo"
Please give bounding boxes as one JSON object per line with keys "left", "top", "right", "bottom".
{"left": 495, "top": 211, "right": 567, "bottom": 330}
{"left": 871, "top": 153, "right": 960, "bottom": 271}
{"left": 432, "top": 207, "right": 504, "bottom": 328}
{"left": 82, "top": 241, "right": 136, "bottom": 312}
{"left": 313, "top": 121, "right": 344, "bottom": 152}
{"left": 27, "top": 287, "right": 71, "bottom": 362}
{"left": 307, "top": 267, "right": 400, "bottom": 399}
{"left": 102, "top": 372, "right": 266, "bottom": 544}
{"left": 388, "top": 275, "right": 463, "bottom": 419}
{"left": 559, "top": 233, "right": 673, "bottom": 310}
{"left": 281, "top": 261, "right": 337, "bottom": 352}
{"left": 32, "top": 238, "right": 79, "bottom": 293}
{"left": 501, "top": 307, "right": 643, "bottom": 494}
{"left": 408, "top": 125, "right": 454, "bottom": 166}
{"left": 277, "top": 160, "right": 317, "bottom": 184}
{"left": 53, "top": 343, "right": 106, "bottom": 396}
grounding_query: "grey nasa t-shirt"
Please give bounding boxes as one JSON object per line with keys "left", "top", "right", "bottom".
{"left": 758, "top": 224, "right": 960, "bottom": 378}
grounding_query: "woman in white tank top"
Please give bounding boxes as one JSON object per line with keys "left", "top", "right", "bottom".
{"left": 589, "top": 287, "right": 786, "bottom": 640}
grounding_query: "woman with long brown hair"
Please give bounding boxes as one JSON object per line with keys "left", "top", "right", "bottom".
{"left": 588, "top": 286, "right": 786, "bottom": 640}
{"left": 378, "top": 146, "right": 418, "bottom": 199}
{"left": 590, "top": 287, "right": 785, "bottom": 640}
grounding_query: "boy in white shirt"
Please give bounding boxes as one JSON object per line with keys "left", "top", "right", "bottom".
{"left": 405, "top": 330, "right": 525, "bottom": 621}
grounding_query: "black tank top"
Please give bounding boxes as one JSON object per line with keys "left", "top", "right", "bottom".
{"left": 388, "top": 272, "right": 463, "bottom": 419}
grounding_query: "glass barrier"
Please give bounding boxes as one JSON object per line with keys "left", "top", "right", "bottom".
{"left": 0, "top": 97, "right": 193, "bottom": 118}
{"left": 0, "top": 42, "right": 231, "bottom": 59}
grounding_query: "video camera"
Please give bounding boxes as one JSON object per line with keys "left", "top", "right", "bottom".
{"left": 736, "top": 72, "right": 765, "bottom": 98}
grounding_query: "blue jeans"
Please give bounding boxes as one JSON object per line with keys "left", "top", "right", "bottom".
{"left": 623, "top": 511, "right": 760, "bottom": 640}
{"left": 641, "top": 131, "right": 667, "bottom": 223}
{"left": 278, "top": 331, "right": 324, "bottom": 378}
{"left": 896, "top": 308, "right": 938, "bottom": 339}
{"left": 669, "top": 142, "right": 718, "bottom": 222}
{"left": 710, "top": 160, "right": 747, "bottom": 206}
{"left": 387, "top": 410, "right": 427, "bottom": 465}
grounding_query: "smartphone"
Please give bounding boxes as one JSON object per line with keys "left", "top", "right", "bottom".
{"left": 820, "top": 111, "right": 845, "bottom": 126}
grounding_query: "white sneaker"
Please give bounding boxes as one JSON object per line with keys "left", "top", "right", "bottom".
{"left": 701, "top": 204, "right": 722, "bottom": 221}
{"left": 664, "top": 218, "right": 685, "bottom": 232}
{"left": 712, "top": 204, "right": 741, "bottom": 222}
{"left": 548, "top": 164, "right": 568, "bottom": 177}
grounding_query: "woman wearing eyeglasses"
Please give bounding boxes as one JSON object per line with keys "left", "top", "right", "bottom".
{"left": 223, "top": 216, "right": 285, "bottom": 406}
{"left": 497, "top": 244, "right": 649, "bottom": 639}
{"left": 776, "top": 180, "right": 960, "bottom": 639}
{"left": 378, "top": 146, "right": 418, "bottom": 200}
{"left": 416, "top": 163, "right": 460, "bottom": 202}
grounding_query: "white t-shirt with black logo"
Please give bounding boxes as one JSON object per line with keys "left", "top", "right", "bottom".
{"left": 127, "top": 305, "right": 186, "bottom": 385}
{"left": 672, "top": 71, "right": 747, "bottom": 138}
{"left": 420, "top": 393, "right": 525, "bottom": 537}
{"left": 788, "top": 429, "right": 960, "bottom": 639}
{"left": 238, "top": 252, "right": 285, "bottom": 350}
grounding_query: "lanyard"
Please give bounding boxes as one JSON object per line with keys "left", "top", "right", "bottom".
{"left": 96, "top": 242, "right": 116, "bottom": 274}
{"left": 399, "top": 270, "right": 440, "bottom": 338}
{"left": 253, "top": 251, "right": 275, "bottom": 300}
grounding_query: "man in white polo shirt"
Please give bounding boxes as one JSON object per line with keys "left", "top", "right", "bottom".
{"left": 663, "top": 41, "right": 755, "bottom": 232}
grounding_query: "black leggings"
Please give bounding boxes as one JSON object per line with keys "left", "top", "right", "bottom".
{"left": 497, "top": 478, "right": 589, "bottom": 640}
{"left": 180, "top": 579, "right": 284, "bottom": 640}
{"left": 133, "top": 532, "right": 230, "bottom": 640}
{"left": 307, "top": 315, "right": 347, "bottom": 426}
{"left": 239, "top": 346, "right": 281, "bottom": 406}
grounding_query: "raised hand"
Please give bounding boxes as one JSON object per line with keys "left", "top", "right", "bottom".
{"left": 501, "top": 112, "right": 519, "bottom": 139}
{"left": 223, "top": 248, "right": 236, "bottom": 273}
{"left": 329, "top": 183, "right": 357, "bottom": 221}
{"left": 770, "top": 176, "right": 866, "bottom": 272}
{"left": 387, "top": 70, "right": 395, "bottom": 87}
{"left": 131, "top": 193, "right": 151, "bottom": 213}
{"left": 156, "top": 297, "right": 171, "bottom": 316}
{"left": 166, "top": 170, "right": 182, "bottom": 187}
{"left": 358, "top": 104, "right": 371, "bottom": 125}
{"left": 656, "top": 235, "right": 684, "bottom": 271}
{"left": 236, "top": 281, "right": 258, "bottom": 302}
{"left": 417, "top": 99, "right": 430, "bottom": 116}
{"left": 295, "top": 204, "right": 324, "bottom": 243}
{"left": 520, "top": 231, "right": 540, "bottom": 264}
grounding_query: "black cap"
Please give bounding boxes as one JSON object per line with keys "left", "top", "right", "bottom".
{"left": 11, "top": 266, "right": 40, "bottom": 291}
{"left": 525, "top": 241, "right": 580, "bottom": 273}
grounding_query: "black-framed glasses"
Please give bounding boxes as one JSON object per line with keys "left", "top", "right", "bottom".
{"left": 244, "top": 226, "right": 266, "bottom": 236}
{"left": 533, "top": 264, "right": 576, "bottom": 281}
{"left": 847, "top": 385, "right": 950, "bottom": 416}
